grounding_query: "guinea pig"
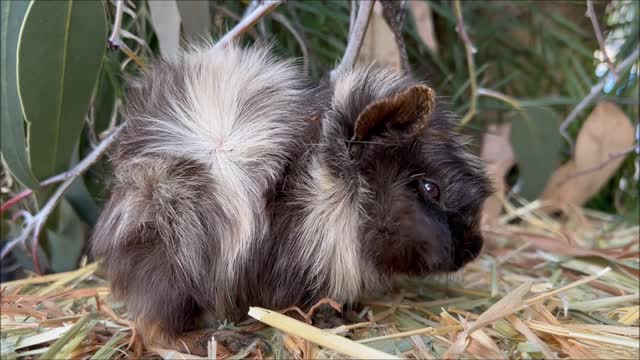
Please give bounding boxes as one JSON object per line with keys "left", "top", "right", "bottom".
{"left": 91, "top": 43, "right": 492, "bottom": 351}
{"left": 91, "top": 43, "right": 318, "bottom": 344}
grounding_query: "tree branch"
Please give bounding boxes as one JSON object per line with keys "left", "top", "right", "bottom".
{"left": 212, "top": 5, "right": 260, "bottom": 42}
{"left": 1, "top": 124, "right": 125, "bottom": 273}
{"left": 107, "top": 0, "right": 145, "bottom": 68}
{"left": 586, "top": 0, "right": 616, "bottom": 77}
{"left": 454, "top": 0, "right": 478, "bottom": 127}
{"left": 559, "top": 47, "right": 639, "bottom": 150}
{"left": 0, "top": 163, "right": 85, "bottom": 215}
{"left": 332, "top": 0, "right": 374, "bottom": 77}
{"left": 214, "top": 0, "right": 285, "bottom": 49}
{"left": 107, "top": 0, "right": 125, "bottom": 48}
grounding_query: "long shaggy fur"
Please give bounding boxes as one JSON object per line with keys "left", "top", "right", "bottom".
{"left": 92, "top": 44, "right": 315, "bottom": 339}
{"left": 92, "top": 44, "right": 492, "bottom": 349}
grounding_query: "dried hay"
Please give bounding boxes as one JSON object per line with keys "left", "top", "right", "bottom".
{"left": 1, "top": 201, "right": 638, "bottom": 359}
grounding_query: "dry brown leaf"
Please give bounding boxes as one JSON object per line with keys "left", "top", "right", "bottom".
{"left": 542, "top": 102, "right": 634, "bottom": 206}
{"left": 469, "top": 281, "right": 532, "bottom": 333}
{"left": 468, "top": 328, "right": 505, "bottom": 359}
{"left": 409, "top": 1, "right": 438, "bottom": 53}
{"left": 357, "top": 2, "right": 401, "bottom": 69}
{"left": 481, "top": 123, "right": 515, "bottom": 222}
{"left": 442, "top": 331, "right": 470, "bottom": 360}
{"left": 574, "top": 102, "right": 634, "bottom": 169}
{"left": 557, "top": 337, "right": 600, "bottom": 360}
{"left": 440, "top": 309, "right": 506, "bottom": 359}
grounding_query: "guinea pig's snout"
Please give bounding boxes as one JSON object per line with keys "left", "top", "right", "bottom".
{"left": 452, "top": 232, "right": 483, "bottom": 269}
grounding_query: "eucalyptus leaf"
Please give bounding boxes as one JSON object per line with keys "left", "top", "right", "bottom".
{"left": 176, "top": 0, "right": 211, "bottom": 41}
{"left": 509, "top": 106, "right": 563, "bottom": 200}
{"left": 46, "top": 199, "right": 86, "bottom": 272}
{"left": 17, "top": 0, "right": 107, "bottom": 183}
{"left": 148, "top": 0, "right": 181, "bottom": 59}
{"left": 0, "top": 0, "right": 38, "bottom": 188}
{"left": 65, "top": 176, "right": 100, "bottom": 227}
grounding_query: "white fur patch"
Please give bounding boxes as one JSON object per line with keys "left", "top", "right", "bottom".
{"left": 128, "top": 44, "right": 308, "bottom": 276}
{"left": 293, "top": 156, "right": 366, "bottom": 302}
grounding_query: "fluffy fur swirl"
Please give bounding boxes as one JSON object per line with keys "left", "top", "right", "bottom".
{"left": 91, "top": 44, "right": 314, "bottom": 339}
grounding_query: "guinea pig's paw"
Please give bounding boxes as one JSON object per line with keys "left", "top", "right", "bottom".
{"left": 212, "top": 330, "right": 269, "bottom": 355}
{"left": 310, "top": 306, "right": 362, "bottom": 339}
{"left": 176, "top": 329, "right": 269, "bottom": 357}
{"left": 311, "top": 308, "right": 345, "bottom": 329}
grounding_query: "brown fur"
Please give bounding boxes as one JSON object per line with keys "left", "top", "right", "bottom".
{"left": 353, "top": 84, "right": 435, "bottom": 142}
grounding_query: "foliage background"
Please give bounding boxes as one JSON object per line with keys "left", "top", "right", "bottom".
{"left": 1, "top": 0, "right": 638, "bottom": 278}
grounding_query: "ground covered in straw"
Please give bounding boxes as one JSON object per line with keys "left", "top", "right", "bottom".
{"left": 1, "top": 204, "right": 639, "bottom": 359}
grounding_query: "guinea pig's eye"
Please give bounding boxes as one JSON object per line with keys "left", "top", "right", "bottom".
{"left": 419, "top": 180, "right": 441, "bottom": 202}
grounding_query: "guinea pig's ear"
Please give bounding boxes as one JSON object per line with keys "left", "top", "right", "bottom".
{"left": 352, "top": 84, "right": 436, "bottom": 142}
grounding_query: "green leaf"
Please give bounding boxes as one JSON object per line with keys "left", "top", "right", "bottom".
{"left": 65, "top": 176, "right": 100, "bottom": 226}
{"left": 176, "top": 0, "right": 211, "bottom": 40}
{"left": 17, "top": 0, "right": 107, "bottom": 182}
{"left": 0, "top": 0, "right": 38, "bottom": 188}
{"left": 509, "top": 106, "right": 563, "bottom": 200}
{"left": 148, "top": 0, "right": 181, "bottom": 58}
{"left": 46, "top": 199, "right": 86, "bottom": 272}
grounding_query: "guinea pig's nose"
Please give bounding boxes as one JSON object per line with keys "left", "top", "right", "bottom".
{"left": 452, "top": 233, "right": 483, "bottom": 269}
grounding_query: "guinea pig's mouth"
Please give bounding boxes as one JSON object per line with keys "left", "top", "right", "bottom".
{"left": 450, "top": 233, "right": 483, "bottom": 270}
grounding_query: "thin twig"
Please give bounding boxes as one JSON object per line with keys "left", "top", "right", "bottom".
{"left": 245, "top": 0, "right": 267, "bottom": 37}
{"left": 0, "top": 167, "right": 81, "bottom": 215}
{"left": 1, "top": 189, "right": 35, "bottom": 214}
{"left": 107, "top": 0, "right": 125, "bottom": 48}
{"left": 332, "top": 0, "right": 374, "bottom": 77}
{"left": 561, "top": 144, "right": 637, "bottom": 183}
{"left": 559, "top": 47, "right": 639, "bottom": 150}
{"left": 107, "top": 0, "right": 145, "bottom": 68}
{"left": 212, "top": 5, "right": 261, "bottom": 43}
{"left": 586, "top": 0, "right": 616, "bottom": 78}
{"left": 214, "top": 0, "right": 284, "bottom": 49}
{"left": 0, "top": 212, "right": 34, "bottom": 260}
{"left": 454, "top": 0, "right": 478, "bottom": 127}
